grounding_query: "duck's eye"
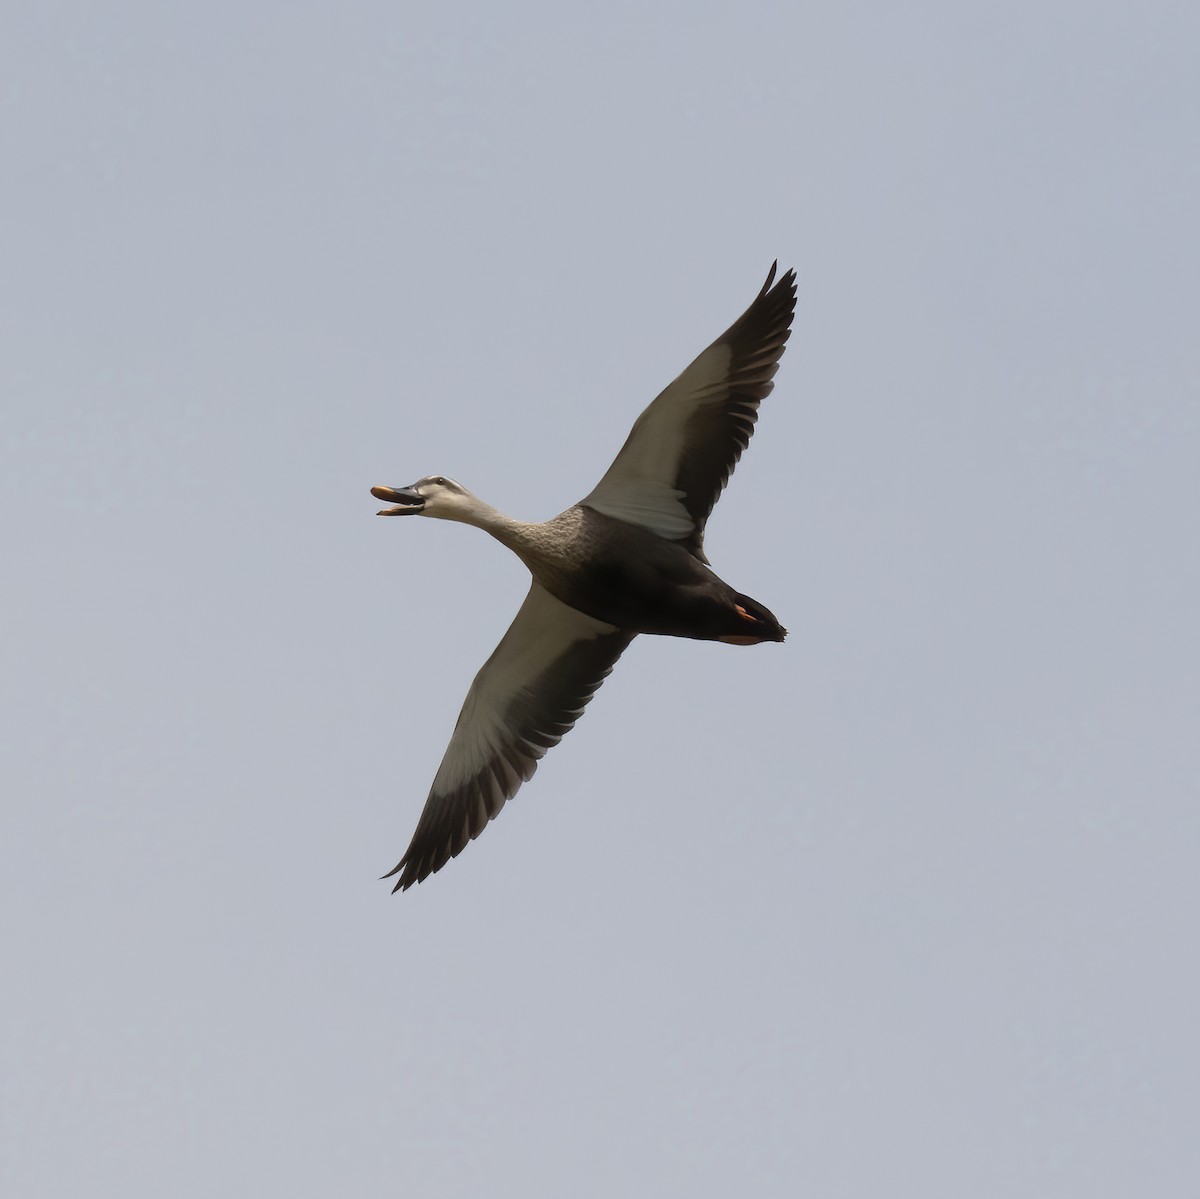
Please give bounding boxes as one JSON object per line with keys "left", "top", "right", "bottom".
{"left": 434, "top": 476, "right": 446, "bottom": 486}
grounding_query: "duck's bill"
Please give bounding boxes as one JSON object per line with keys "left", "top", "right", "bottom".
{"left": 371, "top": 484, "right": 425, "bottom": 516}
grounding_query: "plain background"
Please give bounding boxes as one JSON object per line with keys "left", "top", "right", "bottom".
{"left": 3, "top": 2, "right": 1198, "bottom": 1195}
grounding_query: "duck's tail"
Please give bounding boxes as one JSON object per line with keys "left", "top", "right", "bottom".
{"left": 722, "top": 593, "right": 787, "bottom": 644}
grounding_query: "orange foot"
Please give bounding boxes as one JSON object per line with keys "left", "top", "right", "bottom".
{"left": 734, "top": 604, "right": 758, "bottom": 623}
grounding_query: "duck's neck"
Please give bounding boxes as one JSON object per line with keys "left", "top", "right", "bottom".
{"left": 447, "top": 493, "right": 537, "bottom": 554}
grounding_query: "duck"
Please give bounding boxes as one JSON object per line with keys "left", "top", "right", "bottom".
{"left": 372, "top": 262, "right": 797, "bottom": 890}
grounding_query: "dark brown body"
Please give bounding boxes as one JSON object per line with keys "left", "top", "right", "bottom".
{"left": 499, "top": 505, "right": 786, "bottom": 644}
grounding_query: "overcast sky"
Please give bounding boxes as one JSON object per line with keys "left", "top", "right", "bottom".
{"left": 3, "top": 2, "right": 1198, "bottom": 1195}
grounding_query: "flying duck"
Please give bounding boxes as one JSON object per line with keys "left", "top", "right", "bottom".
{"left": 372, "top": 263, "right": 797, "bottom": 890}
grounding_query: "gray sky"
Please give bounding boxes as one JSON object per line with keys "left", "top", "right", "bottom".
{"left": 3, "top": 2, "right": 1198, "bottom": 1195}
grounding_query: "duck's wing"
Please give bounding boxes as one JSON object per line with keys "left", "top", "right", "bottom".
{"left": 386, "top": 582, "right": 634, "bottom": 891}
{"left": 581, "top": 263, "right": 797, "bottom": 562}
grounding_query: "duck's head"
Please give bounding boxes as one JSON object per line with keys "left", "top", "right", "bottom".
{"left": 371, "top": 476, "right": 476, "bottom": 521}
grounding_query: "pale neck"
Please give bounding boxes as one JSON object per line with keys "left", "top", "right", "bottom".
{"left": 444, "top": 492, "right": 534, "bottom": 549}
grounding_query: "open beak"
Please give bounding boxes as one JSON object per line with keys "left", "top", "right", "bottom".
{"left": 371, "top": 484, "right": 425, "bottom": 516}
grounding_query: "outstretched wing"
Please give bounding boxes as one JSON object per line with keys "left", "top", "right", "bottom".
{"left": 386, "top": 582, "right": 634, "bottom": 890}
{"left": 581, "top": 263, "right": 797, "bottom": 562}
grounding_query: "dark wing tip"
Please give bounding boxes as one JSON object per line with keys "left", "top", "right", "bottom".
{"left": 748, "top": 263, "right": 798, "bottom": 337}
{"left": 756, "top": 260, "right": 798, "bottom": 302}
{"left": 381, "top": 858, "right": 414, "bottom": 892}
{"left": 383, "top": 846, "right": 450, "bottom": 892}
{"left": 735, "top": 262, "right": 797, "bottom": 356}
{"left": 382, "top": 788, "right": 485, "bottom": 892}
